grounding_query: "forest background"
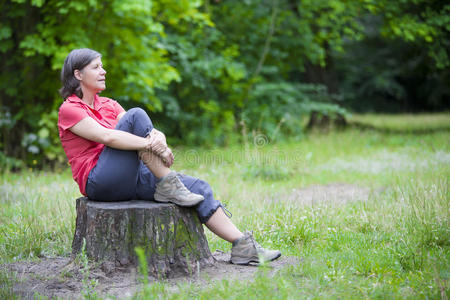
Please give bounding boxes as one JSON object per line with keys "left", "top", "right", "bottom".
{"left": 1, "top": 0, "right": 449, "bottom": 170}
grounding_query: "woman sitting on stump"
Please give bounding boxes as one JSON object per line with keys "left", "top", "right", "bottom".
{"left": 57, "top": 48, "right": 281, "bottom": 265}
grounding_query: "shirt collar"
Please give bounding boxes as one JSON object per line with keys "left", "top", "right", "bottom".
{"left": 66, "top": 94, "right": 103, "bottom": 110}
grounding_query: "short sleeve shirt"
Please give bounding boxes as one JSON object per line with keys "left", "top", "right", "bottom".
{"left": 58, "top": 94, "right": 125, "bottom": 195}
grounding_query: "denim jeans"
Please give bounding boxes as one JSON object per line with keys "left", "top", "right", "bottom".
{"left": 85, "top": 108, "right": 221, "bottom": 223}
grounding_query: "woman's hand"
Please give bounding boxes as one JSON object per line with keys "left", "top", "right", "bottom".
{"left": 148, "top": 129, "right": 167, "bottom": 155}
{"left": 147, "top": 129, "right": 174, "bottom": 167}
{"left": 160, "top": 147, "right": 174, "bottom": 167}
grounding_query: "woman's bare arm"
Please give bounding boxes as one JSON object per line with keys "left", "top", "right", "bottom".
{"left": 70, "top": 116, "right": 151, "bottom": 151}
{"left": 74, "top": 113, "right": 173, "bottom": 167}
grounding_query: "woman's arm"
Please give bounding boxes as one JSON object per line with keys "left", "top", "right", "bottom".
{"left": 70, "top": 116, "right": 151, "bottom": 151}
{"left": 148, "top": 129, "right": 167, "bottom": 154}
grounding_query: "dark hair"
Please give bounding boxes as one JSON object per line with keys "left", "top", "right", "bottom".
{"left": 59, "top": 48, "right": 101, "bottom": 99}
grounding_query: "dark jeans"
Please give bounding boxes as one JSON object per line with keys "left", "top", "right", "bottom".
{"left": 85, "top": 108, "right": 221, "bottom": 223}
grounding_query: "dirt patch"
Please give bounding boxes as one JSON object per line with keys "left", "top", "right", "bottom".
{"left": 281, "top": 183, "right": 373, "bottom": 206}
{"left": 2, "top": 252, "right": 297, "bottom": 299}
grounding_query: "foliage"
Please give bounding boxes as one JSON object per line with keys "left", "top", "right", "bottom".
{"left": 78, "top": 239, "right": 99, "bottom": 299}
{"left": 333, "top": 12, "right": 450, "bottom": 112}
{"left": 366, "top": 0, "right": 450, "bottom": 69}
{"left": 154, "top": 0, "right": 362, "bottom": 145}
{"left": 0, "top": 0, "right": 210, "bottom": 168}
{"left": 0, "top": 269, "right": 18, "bottom": 300}
{"left": 0, "top": 0, "right": 449, "bottom": 169}
{"left": 153, "top": 25, "right": 246, "bottom": 146}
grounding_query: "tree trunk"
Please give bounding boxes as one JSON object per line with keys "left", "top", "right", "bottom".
{"left": 306, "top": 111, "right": 347, "bottom": 131}
{"left": 72, "top": 197, "right": 214, "bottom": 278}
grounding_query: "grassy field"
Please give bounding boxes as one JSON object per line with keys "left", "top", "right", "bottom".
{"left": 349, "top": 112, "right": 450, "bottom": 132}
{"left": 1, "top": 113, "right": 449, "bottom": 299}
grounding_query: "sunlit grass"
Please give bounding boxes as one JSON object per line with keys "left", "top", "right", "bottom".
{"left": 350, "top": 112, "right": 450, "bottom": 131}
{"left": 1, "top": 113, "right": 449, "bottom": 298}
{"left": 0, "top": 170, "right": 77, "bottom": 262}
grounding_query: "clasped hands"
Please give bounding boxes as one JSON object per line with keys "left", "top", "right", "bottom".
{"left": 145, "top": 129, "right": 174, "bottom": 167}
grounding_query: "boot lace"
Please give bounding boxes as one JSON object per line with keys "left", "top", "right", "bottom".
{"left": 172, "top": 176, "right": 189, "bottom": 193}
{"left": 247, "top": 231, "right": 264, "bottom": 253}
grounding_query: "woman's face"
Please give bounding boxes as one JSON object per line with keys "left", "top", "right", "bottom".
{"left": 75, "top": 56, "right": 106, "bottom": 94}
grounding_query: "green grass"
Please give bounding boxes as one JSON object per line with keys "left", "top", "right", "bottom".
{"left": 349, "top": 112, "right": 450, "bottom": 132}
{"left": 1, "top": 113, "right": 449, "bottom": 299}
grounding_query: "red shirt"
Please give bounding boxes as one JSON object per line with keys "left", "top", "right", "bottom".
{"left": 58, "top": 94, "right": 125, "bottom": 195}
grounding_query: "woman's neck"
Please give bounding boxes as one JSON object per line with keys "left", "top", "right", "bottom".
{"left": 82, "top": 90, "right": 96, "bottom": 108}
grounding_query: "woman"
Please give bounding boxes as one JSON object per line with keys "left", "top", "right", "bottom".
{"left": 58, "top": 48, "right": 281, "bottom": 265}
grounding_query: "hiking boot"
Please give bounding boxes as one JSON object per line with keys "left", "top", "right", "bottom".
{"left": 154, "top": 171, "right": 204, "bottom": 207}
{"left": 230, "top": 231, "right": 281, "bottom": 265}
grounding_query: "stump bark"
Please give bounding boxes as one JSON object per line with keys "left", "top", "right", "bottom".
{"left": 72, "top": 197, "right": 214, "bottom": 277}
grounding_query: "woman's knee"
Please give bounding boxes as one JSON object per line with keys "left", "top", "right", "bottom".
{"left": 128, "top": 108, "right": 153, "bottom": 126}
{"left": 119, "top": 107, "right": 153, "bottom": 136}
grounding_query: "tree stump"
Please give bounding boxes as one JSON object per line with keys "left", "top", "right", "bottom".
{"left": 72, "top": 197, "right": 214, "bottom": 277}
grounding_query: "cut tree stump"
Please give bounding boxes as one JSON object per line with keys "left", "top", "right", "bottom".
{"left": 72, "top": 197, "right": 214, "bottom": 277}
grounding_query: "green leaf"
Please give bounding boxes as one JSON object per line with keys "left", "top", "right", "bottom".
{"left": 0, "top": 26, "right": 12, "bottom": 40}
